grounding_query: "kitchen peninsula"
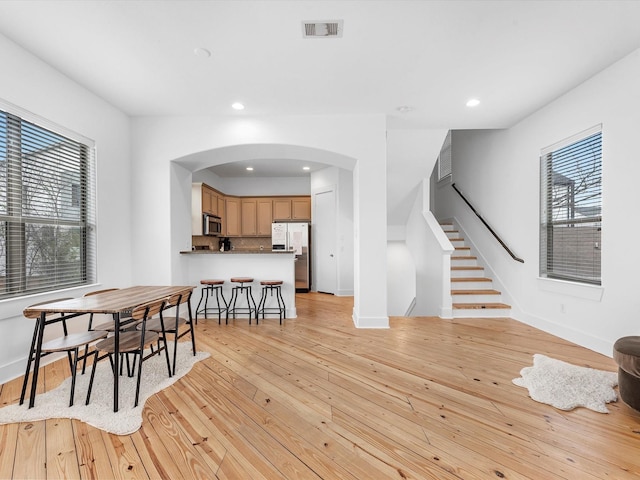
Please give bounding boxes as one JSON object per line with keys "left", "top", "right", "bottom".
{"left": 180, "top": 249, "right": 297, "bottom": 318}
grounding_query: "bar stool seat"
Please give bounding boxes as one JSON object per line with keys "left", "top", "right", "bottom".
{"left": 196, "top": 279, "right": 228, "bottom": 324}
{"left": 257, "top": 280, "right": 286, "bottom": 324}
{"left": 228, "top": 277, "right": 257, "bottom": 323}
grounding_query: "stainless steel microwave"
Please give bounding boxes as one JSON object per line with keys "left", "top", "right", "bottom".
{"left": 203, "top": 214, "right": 222, "bottom": 236}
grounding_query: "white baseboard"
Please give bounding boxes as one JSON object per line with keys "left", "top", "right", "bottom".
{"left": 352, "top": 308, "right": 389, "bottom": 328}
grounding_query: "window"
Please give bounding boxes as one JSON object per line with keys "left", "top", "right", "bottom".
{"left": 0, "top": 103, "right": 96, "bottom": 300}
{"left": 540, "top": 125, "right": 602, "bottom": 285}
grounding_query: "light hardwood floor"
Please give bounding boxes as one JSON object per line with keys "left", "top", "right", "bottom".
{"left": 1, "top": 292, "right": 638, "bottom": 479}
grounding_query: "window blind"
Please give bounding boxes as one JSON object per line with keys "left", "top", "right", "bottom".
{"left": 540, "top": 125, "right": 602, "bottom": 285}
{"left": 0, "top": 104, "right": 97, "bottom": 299}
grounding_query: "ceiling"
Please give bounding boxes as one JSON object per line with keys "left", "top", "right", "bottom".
{"left": 209, "top": 158, "right": 330, "bottom": 178}
{"left": 1, "top": 0, "right": 640, "bottom": 179}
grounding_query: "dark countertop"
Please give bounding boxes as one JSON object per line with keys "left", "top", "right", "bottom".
{"left": 180, "top": 249, "right": 294, "bottom": 255}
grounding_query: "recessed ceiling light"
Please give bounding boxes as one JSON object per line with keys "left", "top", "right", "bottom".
{"left": 396, "top": 105, "right": 414, "bottom": 113}
{"left": 303, "top": 166, "right": 310, "bottom": 171}
{"left": 466, "top": 98, "right": 480, "bottom": 107}
{"left": 232, "top": 102, "right": 245, "bottom": 111}
{"left": 193, "top": 47, "right": 211, "bottom": 58}
{"left": 246, "top": 167, "right": 254, "bottom": 171}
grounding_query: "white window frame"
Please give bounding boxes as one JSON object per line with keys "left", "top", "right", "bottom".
{"left": 539, "top": 125, "right": 602, "bottom": 286}
{"left": 0, "top": 99, "right": 97, "bottom": 300}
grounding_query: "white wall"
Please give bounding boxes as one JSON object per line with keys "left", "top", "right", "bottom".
{"left": 131, "top": 115, "right": 388, "bottom": 328}
{"left": 433, "top": 47, "right": 640, "bottom": 357}
{"left": 387, "top": 242, "right": 416, "bottom": 316}
{"left": 0, "top": 34, "right": 132, "bottom": 381}
{"left": 406, "top": 182, "right": 454, "bottom": 317}
{"left": 387, "top": 129, "right": 449, "bottom": 226}
{"left": 193, "top": 169, "right": 311, "bottom": 196}
{"left": 387, "top": 129, "right": 449, "bottom": 317}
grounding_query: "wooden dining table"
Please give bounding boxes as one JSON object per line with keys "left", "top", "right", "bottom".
{"left": 22, "top": 285, "right": 195, "bottom": 412}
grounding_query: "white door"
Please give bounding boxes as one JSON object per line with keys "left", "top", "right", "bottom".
{"left": 313, "top": 188, "right": 337, "bottom": 294}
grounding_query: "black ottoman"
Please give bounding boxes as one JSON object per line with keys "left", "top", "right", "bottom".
{"left": 613, "top": 336, "right": 640, "bottom": 412}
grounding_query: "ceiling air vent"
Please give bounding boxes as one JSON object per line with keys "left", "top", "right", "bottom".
{"left": 302, "top": 20, "right": 343, "bottom": 38}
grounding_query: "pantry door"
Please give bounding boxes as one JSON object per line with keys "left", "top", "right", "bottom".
{"left": 313, "top": 187, "right": 336, "bottom": 294}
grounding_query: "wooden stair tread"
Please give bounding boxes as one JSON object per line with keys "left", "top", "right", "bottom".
{"left": 451, "top": 266, "right": 484, "bottom": 270}
{"left": 450, "top": 238, "right": 465, "bottom": 242}
{"left": 454, "top": 246, "right": 470, "bottom": 250}
{"left": 453, "top": 303, "right": 511, "bottom": 309}
{"left": 451, "top": 289, "right": 500, "bottom": 295}
{"left": 451, "top": 277, "right": 491, "bottom": 282}
{"left": 451, "top": 255, "right": 477, "bottom": 260}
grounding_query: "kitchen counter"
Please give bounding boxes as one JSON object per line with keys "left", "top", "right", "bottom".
{"left": 181, "top": 249, "right": 297, "bottom": 318}
{"left": 180, "top": 249, "right": 293, "bottom": 254}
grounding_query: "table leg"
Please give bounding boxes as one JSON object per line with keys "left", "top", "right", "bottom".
{"left": 113, "top": 312, "right": 120, "bottom": 412}
{"left": 28, "top": 312, "right": 46, "bottom": 408}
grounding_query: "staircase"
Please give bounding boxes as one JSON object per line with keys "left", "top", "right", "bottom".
{"left": 440, "top": 222, "right": 511, "bottom": 318}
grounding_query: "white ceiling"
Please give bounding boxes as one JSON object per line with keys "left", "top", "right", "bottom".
{"left": 209, "top": 158, "right": 330, "bottom": 178}
{"left": 1, "top": 0, "right": 639, "bottom": 180}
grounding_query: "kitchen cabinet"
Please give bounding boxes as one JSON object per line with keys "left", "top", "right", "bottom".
{"left": 241, "top": 197, "right": 274, "bottom": 236}
{"left": 241, "top": 199, "right": 257, "bottom": 236}
{"left": 192, "top": 182, "right": 310, "bottom": 237}
{"left": 217, "top": 196, "right": 226, "bottom": 234}
{"left": 257, "top": 198, "right": 273, "bottom": 236}
{"left": 273, "top": 198, "right": 291, "bottom": 221}
{"left": 202, "top": 186, "right": 217, "bottom": 215}
{"left": 192, "top": 183, "right": 221, "bottom": 235}
{"left": 273, "top": 196, "right": 311, "bottom": 221}
{"left": 225, "top": 196, "right": 241, "bottom": 236}
{"left": 292, "top": 197, "right": 311, "bottom": 220}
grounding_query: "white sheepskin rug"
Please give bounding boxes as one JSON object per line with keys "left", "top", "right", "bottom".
{"left": 512, "top": 354, "right": 618, "bottom": 413}
{"left": 0, "top": 341, "right": 209, "bottom": 435}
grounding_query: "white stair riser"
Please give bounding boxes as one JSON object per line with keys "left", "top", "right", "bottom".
{"left": 451, "top": 258, "right": 477, "bottom": 267}
{"left": 452, "top": 293, "right": 501, "bottom": 303}
{"left": 451, "top": 269, "right": 485, "bottom": 278}
{"left": 451, "top": 280, "right": 493, "bottom": 290}
{"left": 452, "top": 308, "right": 512, "bottom": 318}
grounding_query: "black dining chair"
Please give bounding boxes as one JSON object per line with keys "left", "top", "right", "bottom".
{"left": 20, "top": 298, "right": 109, "bottom": 407}
{"left": 80, "top": 288, "right": 139, "bottom": 375}
{"left": 138, "top": 287, "right": 196, "bottom": 375}
{"left": 85, "top": 297, "right": 171, "bottom": 407}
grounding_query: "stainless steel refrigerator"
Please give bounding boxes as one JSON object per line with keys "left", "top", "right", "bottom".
{"left": 271, "top": 222, "right": 311, "bottom": 292}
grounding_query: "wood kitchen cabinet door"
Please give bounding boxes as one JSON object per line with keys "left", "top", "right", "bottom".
{"left": 292, "top": 197, "right": 311, "bottom": 220}
{"left": 225, "top": 196, "right": 241, "bottom": 236}
{"left": 257, "top": 198, "right": 273, "bottom": 236}
{"left": 273, "top": 198, "right": 291, "bottom": 221}
{"left": 202, "top": 186, "right": 216, "bottom": 215}
{"left": 217, "top": 195, "right": 226, "bottom": 232}
{"left": 241, "top": 199, "right": 257, "bottom": 236}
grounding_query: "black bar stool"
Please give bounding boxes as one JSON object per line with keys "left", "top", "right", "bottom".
{"left": 257, "top": 280, "right": 286, "bottom": 324}
{"left": 195, "top": 279, "right": 228, "bottom": 324}
{"left": 228, "top": 277, "right": 257, "bottom": 323}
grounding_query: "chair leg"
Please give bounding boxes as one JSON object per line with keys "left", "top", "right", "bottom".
{"left": 257, "top": 287, "right": 267, "bottom": 321}
{"left": 85, "top": 351, "right": 101, "bottom": 405}
{"left": 277, "top": 286, "right": 286, "bottom": 323}
{"left": 69, "top": 347, "right": 80, "bottom": 407}
{"left": 171, "top": 333, "right": 179, "bottom": 376}
{"left": 134, "top": 352, "right": 143, "bottom": 408}
{"left": 187, "top": 300, "right": 197, "bottom": 356}
{"left": 214, "top": 287, "right": 227, "bottom": 325}
{"left": 81, "top": 344, "right": 90, "bottom": 374}
{"left": 195, "top": 286, "right": 207, "bottom": 321}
